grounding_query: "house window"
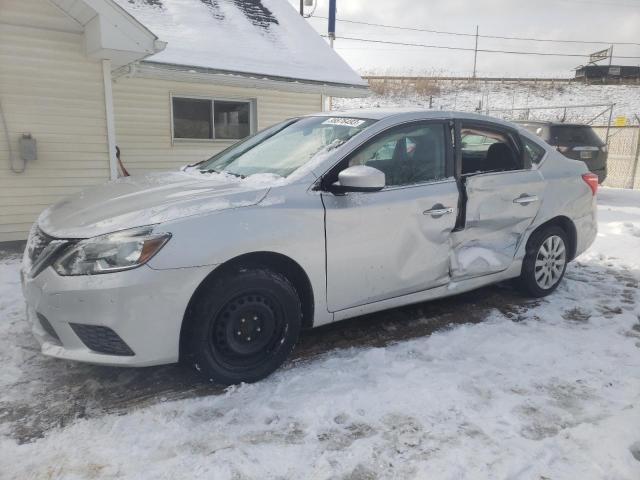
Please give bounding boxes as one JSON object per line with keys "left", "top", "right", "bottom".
{"left": 172, "top": 97, "right": 253, "bottom": 140}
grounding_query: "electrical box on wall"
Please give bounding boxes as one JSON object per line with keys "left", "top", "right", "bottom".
{"left": 19, "top": 133, "right": 37, "bottom": 162}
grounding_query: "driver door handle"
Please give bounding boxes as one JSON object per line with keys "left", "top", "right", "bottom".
{"left": 424, "top": 206, "right": 454, "bottom": 217}
{"left": 513, "top": 195, "right": 539, "bottom": 205}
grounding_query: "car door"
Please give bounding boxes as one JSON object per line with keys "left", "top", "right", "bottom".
{"left": 321, "top": 120, "right": 459, "bottom": 312}
{"left": 451, "top": 120, "right": 545, "bottom": 279}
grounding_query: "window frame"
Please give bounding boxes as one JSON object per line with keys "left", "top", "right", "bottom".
{"left": 520, "top": 134, "right": 548, "bottom": 167}
{"left": 455, "top": 120, "right": 529, "bottom": 178}
{"left": 170, "top": 93, "right": 257, "bottom": 144}
{"left": 320, "top": 119, "right": 455, "bottom": 192}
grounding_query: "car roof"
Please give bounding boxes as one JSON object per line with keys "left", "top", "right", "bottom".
{"left": 307, "top": 108, "right": 520, "bottom": 128}
{"left": 514, "top": 120, "right": 593, "bottom": 128}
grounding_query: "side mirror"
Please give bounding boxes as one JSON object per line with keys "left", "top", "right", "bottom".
{"left": 335, "top": 165, "right": 385, "bottom": 192}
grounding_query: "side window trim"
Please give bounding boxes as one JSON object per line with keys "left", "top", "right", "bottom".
{"left": 321, "top": 119, "right": 454, "bottom": 191}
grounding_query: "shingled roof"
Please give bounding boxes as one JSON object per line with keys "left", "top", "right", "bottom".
{"left": 115, "top": 0, "right": 366, "bottom": 89}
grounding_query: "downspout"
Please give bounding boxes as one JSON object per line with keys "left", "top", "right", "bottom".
{"left": 101, "top": 59, "right": 118, "bottom": 180}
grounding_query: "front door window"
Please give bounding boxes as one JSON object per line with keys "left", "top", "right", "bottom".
{"left": 346, "top": 123, "right": 449, "bottom": 186}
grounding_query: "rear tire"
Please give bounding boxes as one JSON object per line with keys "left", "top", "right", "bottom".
{"left": 518, "top": 226, "right": 568, "bottom": 298}
{"left": 184, "top": 267, "right": 302, "bottom": 385}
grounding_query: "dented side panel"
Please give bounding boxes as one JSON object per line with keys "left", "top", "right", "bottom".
{"left": 451, "top": 169, "right": 545, "bottom": 278}
{"left": 324, "top": 179, "right": 459, "bottom": 312}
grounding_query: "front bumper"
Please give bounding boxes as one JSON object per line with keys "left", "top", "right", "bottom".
{"left": 22, "top": 263, "right": 213, "bottom": 367}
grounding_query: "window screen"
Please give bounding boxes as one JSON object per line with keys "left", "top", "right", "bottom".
{"left": 172, "top": 97, "right": 252, "bottom": 140}
{"left": 214, "top": 101, "right": 251, "bottom": 139}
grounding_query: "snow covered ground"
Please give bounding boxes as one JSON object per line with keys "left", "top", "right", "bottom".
{"left": 335, "top": 82, "right": 640, "bottom": 123}
{"left": 1, "top": 188, "right": 640, "bottom": 479}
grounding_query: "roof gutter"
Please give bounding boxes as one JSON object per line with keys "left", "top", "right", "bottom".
{"left": 114, "top": 61, "right": 369, "bottom": 98}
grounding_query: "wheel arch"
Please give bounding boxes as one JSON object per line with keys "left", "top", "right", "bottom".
{"left": 179, "top": 251, "right": 315, "bottom": 359}
{"left": 527, "top": 215, "right": 578, "bottom": 261}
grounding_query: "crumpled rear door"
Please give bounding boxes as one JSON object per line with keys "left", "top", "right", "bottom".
{"left": 451, "top": 169, "right": 545, "bottom": 279}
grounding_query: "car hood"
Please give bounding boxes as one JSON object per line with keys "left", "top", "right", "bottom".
{"left": 37, "top": 171, "right": 276, "bottom": 239}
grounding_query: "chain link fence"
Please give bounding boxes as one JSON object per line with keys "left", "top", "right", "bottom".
{"left": 593, "top": 125, "right": 640, "bottom": 190}
{"left": 484, "top": 103, "right": 640, "bottom": 190}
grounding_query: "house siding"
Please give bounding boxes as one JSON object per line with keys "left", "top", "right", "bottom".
{"left": 1, "top": 0, "right": 330, "bottom": 242}
{"left": 112, "top": 76, "right": 323, "bottom": 173}
{"left": 0, "top": 0, "right": 110, "bottom": 242}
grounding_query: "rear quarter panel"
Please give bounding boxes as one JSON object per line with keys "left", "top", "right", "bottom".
{"left": 523, "top": 149, "right": 597, "bottom": 259}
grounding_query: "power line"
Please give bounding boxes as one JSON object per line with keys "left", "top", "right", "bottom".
{"left": 554, "top": 0, "right": 640, "bottom": 7}
{"left": 323, "top": 35, "right": 640, "bottom": 59}
{"left": 310, "top": 15, "right": 640, "bottom": 47}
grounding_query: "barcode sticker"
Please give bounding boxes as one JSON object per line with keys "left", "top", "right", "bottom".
{"left": 322, "top": 117, "right": 367, "bottom": 127}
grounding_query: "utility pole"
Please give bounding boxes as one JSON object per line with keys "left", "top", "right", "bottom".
{"left": 472, "top": 25, "right": 479, "bottom": 79}
{"left": 609, "top": 44, "right": 614, "bottom": 67}
{"left": 328, "top": 0, "right": 336, "bottom": 49}
{"left": 299, "top": 0, "right": 303, "bottom": 16}
{"left": 327, "top": 0, "right": 337, "bottom": 111}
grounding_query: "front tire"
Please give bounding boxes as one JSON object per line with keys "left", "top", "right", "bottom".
{"left": 185, "top": 268, "right": 302, "bottom": 385}
{"left": 518, "top": 226, "right": 568, "bottom": 297}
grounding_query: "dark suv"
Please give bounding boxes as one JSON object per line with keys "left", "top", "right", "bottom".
{"left": 516, "top": 121, "right": 608, "bottom": 183}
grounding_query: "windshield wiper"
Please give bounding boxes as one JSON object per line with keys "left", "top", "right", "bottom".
{"left": 225, "top": 171, "right": 246, "bottom": 179}
{"left": 200, "top": 167, "right": 245, "bottom": 179}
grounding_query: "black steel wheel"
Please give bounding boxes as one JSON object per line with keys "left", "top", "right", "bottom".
{"left": 185, "top": 268, "right": 302, "bottom": 385}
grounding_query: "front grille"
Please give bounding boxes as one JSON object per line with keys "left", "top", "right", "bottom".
{"left": 70, "top": 324, "right": 135, "bottom": 356}
{"left": 37, "top": 313, "right": 61, "bottom": 343}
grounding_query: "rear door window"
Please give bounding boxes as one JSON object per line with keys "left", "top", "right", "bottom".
{"left": 460, "top": 124, "right": 522, "bottom": 175}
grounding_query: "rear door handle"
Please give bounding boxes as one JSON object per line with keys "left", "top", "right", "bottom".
{"left": 423, "top": 206, "right": 454, "bottom": 217}
{"left": 513, "top": 195, "right": 539, "bottom": 205}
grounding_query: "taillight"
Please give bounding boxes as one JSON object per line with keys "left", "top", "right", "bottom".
{"left": 582, "top": 172, "right": 598, "bottom": 195}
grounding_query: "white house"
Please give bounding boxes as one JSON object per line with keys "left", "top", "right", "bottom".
{"left": 0, "top": 0, "right": 368, "bottom": 242}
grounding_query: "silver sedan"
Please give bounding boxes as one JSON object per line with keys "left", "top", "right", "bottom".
{"left": 21, "top": 110, "right": 598, "bottom": 384}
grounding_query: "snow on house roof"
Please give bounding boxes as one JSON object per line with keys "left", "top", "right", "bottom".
{"left": 114, "top": 0, "right": 366, "bottom": 89}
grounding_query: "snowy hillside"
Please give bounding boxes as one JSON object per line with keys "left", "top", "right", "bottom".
{"left": 335, "top": 81, "right": 640, "bottom": 124}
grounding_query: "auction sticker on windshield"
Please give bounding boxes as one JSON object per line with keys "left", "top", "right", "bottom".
{"left": 322, "top": 118, "right": 368, "bottom": 127}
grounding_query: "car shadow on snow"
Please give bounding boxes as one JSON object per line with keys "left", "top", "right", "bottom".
{"left": 2, "top": 270, "right": 536, "bottom": 444}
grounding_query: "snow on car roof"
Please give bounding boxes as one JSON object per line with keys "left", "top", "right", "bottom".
{"left": 115, "top": 0, "right": 366, "bottom": 88}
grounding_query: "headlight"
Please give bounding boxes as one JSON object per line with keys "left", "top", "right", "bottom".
{"left": 53, "top": 226, "right": 171, "bottom": 276}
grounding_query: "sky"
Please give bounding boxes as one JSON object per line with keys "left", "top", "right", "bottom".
{"left": 286, "top": 0, "right": 640, "bottom": 77}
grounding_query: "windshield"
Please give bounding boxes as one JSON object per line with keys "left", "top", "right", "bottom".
{"left": 197, "top": 116, "right": 376, "bottom": 178}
